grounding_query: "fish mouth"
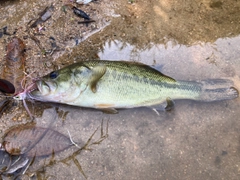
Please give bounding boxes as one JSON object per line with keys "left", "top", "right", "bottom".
{"left": 22, "top": 82, "right": 38, "bottom": 93}
{"left": 30, "top": 79, "right": 56, "bottom": 97}
{"left": 36, "top": 80, "right": 49, "bottom": 94}
{"left": 40, "top": 80, "right": 52, "bottom": 94}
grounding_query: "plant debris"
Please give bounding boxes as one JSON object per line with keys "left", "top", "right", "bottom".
{"left": 30, "top": 5, "right": 54, "bottom": 29}
{"left": 2, "top": 124, "right": 75, "bottom": 157}
{"left": 1, "top": 37, "right": 26, "bottom": 94}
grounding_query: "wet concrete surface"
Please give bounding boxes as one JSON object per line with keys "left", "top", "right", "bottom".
{"left": 0, "top": 0, "right": 240, "bottom": 179}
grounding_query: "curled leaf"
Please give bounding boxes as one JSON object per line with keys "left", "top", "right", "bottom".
{"left": 0, "top": 149, "right": 11, "bottom": 173}
{"left": 2, "top": 37, "right": 26, "bottom": 94}
{"left": 72, "top": 6, "right": 90, "bottom": 20}
{"left": 0, "top": 149, "right": 29, "bottom": 175}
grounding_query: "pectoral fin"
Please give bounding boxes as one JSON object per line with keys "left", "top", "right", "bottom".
{"left": 165, "top": 97, "right": 174, "bottom": 111}
{"left": 88, "top": 64, "right": 106, "bottom": 93}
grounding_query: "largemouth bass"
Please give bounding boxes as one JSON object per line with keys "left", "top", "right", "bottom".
{"left": 14, "top": 60, "right": 239, "bottom": 112}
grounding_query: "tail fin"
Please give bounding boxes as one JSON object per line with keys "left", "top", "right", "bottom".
{"left": 197, "top": 79, "right": 239, "bottom": 102}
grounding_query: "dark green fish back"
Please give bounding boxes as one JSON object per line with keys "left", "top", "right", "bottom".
{"left": 81, "top": 60, "right": 176, "bottom": 83}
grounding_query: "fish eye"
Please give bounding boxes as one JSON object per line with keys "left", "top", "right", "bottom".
{"left": 49, "top": 71, "right": 58, "bottom": 79}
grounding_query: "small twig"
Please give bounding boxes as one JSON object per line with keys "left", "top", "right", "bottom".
{"left": 73, "top": 157, "right": 87, "bottom": 179}
{"left": 152, "top": 108, "right": 160, "bottom": 116}
{"left": 78, "top": 19, "right": 96, "bottom": 24}
{"left": 67, "top": 129, "right": 81, "bottom": 149}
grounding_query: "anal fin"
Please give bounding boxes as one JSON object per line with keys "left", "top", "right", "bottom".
{"left": 100, "top": 108, "right": 118, "bottom": 114}
{"left": 165, "top": 97, "right": 174, "bottom": 111}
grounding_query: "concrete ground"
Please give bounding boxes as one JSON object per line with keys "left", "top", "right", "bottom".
{"left": 0, "top": 0, "right": 240, "bottom": 179}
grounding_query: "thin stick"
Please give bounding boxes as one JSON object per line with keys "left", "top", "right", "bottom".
{"left": 67, "top": 129, "right": 81, "bottom": 149}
